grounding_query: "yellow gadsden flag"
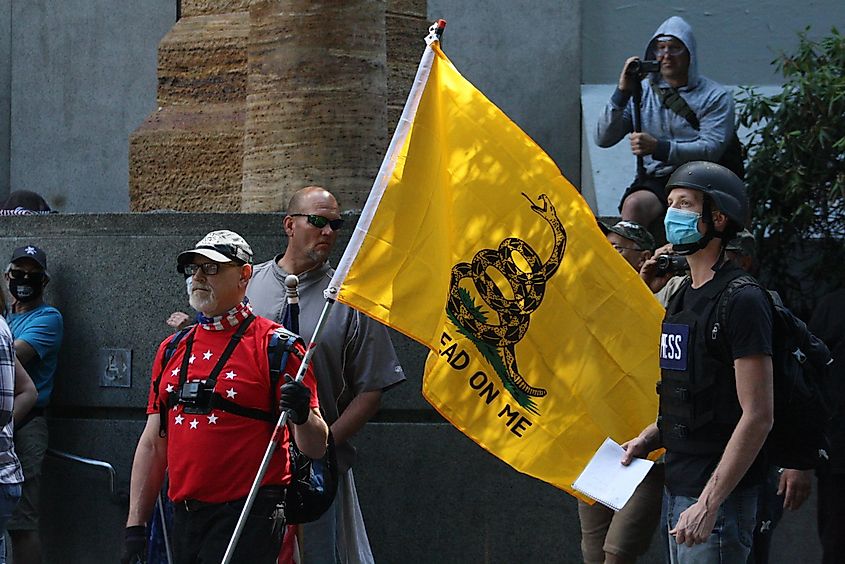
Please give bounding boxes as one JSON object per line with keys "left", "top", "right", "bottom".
{"left": 329, "top": 40, "right": 663, "bottom": 494}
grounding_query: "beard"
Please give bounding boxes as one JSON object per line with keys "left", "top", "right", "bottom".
{"left": 305, "top": 245, "right": 330, "bottom": 265}
{"left": 189, "top": 285, "right": 217, "bottom": 315}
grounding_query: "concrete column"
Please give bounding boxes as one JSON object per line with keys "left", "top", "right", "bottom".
{"left": 240, "top": 0, "right": 388, "bottom": 212}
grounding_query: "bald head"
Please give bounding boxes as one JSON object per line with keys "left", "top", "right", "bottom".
{"left": 279, "top": 186, "right": 343, "bottom": 274}
{"left": 287, "top": 186, "right": 340, "bottom": 215}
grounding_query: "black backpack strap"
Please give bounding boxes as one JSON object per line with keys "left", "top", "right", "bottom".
{"left": 715, "top": 275, "right": 772, "bottom": 359}
{"left": 717, "top": 275, "right": 767, "bottom": 327}
{"left": 156, "top": 326, "right": 195, "bottom": 437}
{"left": 207, "top": 394, "right": 275, "bottom": 423}
{"left": 650, "top": 79, "right": 700, "bottom": 129}
{"left": 267, "top": 328, "right": 305, "bottom": 416}
{"left": 204, "top": 315, "right": 255, "bottom": 389}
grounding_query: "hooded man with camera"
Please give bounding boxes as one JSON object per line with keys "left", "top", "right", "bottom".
{"left": 595, "top": 16, "right": 737, "bottom": 231}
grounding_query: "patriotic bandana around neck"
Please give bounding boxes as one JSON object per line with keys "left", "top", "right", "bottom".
{"left": 197, "top": 299, "right": 253, "bottom": 331}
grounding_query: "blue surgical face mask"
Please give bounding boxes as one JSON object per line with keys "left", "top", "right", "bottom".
{"left": 664, "top": 207, "right": 703, "bottom": 245}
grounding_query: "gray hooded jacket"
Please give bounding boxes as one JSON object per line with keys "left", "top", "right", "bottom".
{"left": 595, "top": 16, "right": 735, "bottom": 179}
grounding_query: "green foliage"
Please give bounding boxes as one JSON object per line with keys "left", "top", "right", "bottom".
{"left": 737, "top": 27, "right": 845, "bottom": 315}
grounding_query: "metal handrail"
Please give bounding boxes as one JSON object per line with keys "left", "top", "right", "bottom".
{"left": 46, "top": 448, "right": 116, "bottom": 496}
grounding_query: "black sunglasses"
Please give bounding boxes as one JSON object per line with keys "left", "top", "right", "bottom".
{"left": 289, "top": 214, "right": 344, "bottom": 231}
{"left": 7, "top": 269, "right": 46, "bottom": 283}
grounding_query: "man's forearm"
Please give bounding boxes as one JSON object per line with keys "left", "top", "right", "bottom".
{"left": 127, "top": 423, "right": 168, "bottom": 527}
{"left": 330, "top": 390, "right": 382, "bottom": 446}
{"left": 12, "top": 358, "right": 36, "bottom": 424}
{"left": 292, "top": 409, "right": 328, "bottom": 460}
{"left": 698, "top": 412, "right": 771, "bottom": 510}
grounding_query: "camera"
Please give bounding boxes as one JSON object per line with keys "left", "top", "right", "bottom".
{"left": 655, "top": 255, "right": 688, "bottom": 276}
{"left": 178, "top": 379, "right": 214, "bottom": 414}
{"left": 626, "top": 59, "right": 661, "bottom": 78}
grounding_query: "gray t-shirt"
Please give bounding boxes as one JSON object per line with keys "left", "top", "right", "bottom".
{"left": 247, "top": 257, "right": 406, "bottom": 471}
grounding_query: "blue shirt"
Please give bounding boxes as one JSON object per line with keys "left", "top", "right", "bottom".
{"left": 8, "top": 304, "right": 63, "bottom": 407}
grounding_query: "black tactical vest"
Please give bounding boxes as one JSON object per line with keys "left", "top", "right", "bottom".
{"left": 657, "top": 264, "right": 745, "bottom": 455}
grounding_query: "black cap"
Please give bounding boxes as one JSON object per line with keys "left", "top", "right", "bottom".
{"left": 10, "top": 245, "right": 47, "bottom": 270}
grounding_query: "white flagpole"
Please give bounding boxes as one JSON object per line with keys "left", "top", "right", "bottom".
{"left": 326, "top": 20, "right": 445, "bottom": 300}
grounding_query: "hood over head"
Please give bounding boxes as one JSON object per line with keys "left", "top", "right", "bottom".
{"left": 644, "top": 16, "right": 698, "bottom": 88}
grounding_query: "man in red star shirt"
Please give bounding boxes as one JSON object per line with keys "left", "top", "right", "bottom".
{"left": 122, "top": 230, "right": 328, "bottom": 564}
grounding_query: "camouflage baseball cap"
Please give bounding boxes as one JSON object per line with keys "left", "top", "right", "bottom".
{"left": 598, "top": 220, "right": 656, "bottom": 252}
{"left": 726, "top": 229, "right": 756, "bottom": 258}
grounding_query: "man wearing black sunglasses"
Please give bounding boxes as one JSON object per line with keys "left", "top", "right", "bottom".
{"left": 248, "top": 186, "right": 405, "bottom": 564}
{"left": 4, "top": 245, "right": 63, "bottom": 564}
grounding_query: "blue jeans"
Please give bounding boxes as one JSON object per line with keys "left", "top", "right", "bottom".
{"left": 666, "top": 486, "right": 757, "bottom": 564}
{"left": 0, "top": 483, "right": 22, "bottom": 563}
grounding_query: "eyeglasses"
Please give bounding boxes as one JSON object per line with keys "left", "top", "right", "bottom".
{"left": 612, "top": 244, "right": 642, "bottom": 253}
{"left": 7, "top": 269, "right": 46, "bottom": 283}
{"left": 183, "top": 262, "right": 238, "bottom": 276}
{"left": 654, "top": 45, "right": 686, "bottom": 58}
{"left": 289, "top": 214, "right": 344, "bottom": 231}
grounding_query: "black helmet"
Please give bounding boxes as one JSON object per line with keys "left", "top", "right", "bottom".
{"left": 666, "top": 161, "right": 748, "bottom": 229}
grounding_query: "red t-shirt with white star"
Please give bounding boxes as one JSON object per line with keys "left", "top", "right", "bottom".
{"left": 146, "top": 316, "right": 320, "bottom": 503}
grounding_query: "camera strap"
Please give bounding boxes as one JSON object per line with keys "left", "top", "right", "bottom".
{"left": 649, "top": 79, "right": 700, "bottom": 129}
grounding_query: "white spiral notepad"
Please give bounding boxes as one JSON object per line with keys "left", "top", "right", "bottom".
{"left": 572, "top": 437, "right": 654, "bottom": 511}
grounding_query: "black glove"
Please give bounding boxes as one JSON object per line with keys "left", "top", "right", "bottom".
{"left": 280, "top": 375, "right": 311, "bottom": 425}
{"left": 121, "top": 525, "right": 147, "bottom": 564}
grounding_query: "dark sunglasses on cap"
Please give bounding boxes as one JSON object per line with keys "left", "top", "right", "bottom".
{"left": 289, "top": 214, "right": 344, "bottom": 231}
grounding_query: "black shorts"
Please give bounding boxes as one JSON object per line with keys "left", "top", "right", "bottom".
{"left": 618, "top": 174, "right": 671, "bottom": 213}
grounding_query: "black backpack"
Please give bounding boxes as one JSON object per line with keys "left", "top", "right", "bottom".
{"left": 267, "top": 330, "right": 339, "bottom": 524}
{"left": 718, "top": 277, "right": 833, "bottom": 469}
{"left": 156, "top": 325, "right": 338, "bottom": 522}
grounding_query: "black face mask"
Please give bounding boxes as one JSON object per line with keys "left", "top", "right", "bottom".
{"left": 8, "top": 272, "right": 45, "bottom": 303}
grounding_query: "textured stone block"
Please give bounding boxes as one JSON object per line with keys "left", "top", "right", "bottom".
{"left": 181, "top": 0, "right": 251, "bottom": 17}
{"left": 157, "top": 13, "right": 249, "bottom": 106}
{"left": 129, "top": 104, "right": 245, "bottom": 211}
{"left": 240, "top": 0, "right": 387, "bottom": 212}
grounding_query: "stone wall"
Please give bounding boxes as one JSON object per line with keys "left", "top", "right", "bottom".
{"left": 0, "top": 213, "right": 820, "bottom": 562}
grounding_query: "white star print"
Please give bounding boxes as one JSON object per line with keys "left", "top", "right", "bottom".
{"left": 171, "top": 367, "right": 180, "bottom": 376}
{"left": 174, "top": 414, "right": 184, "bottom": 425}
{"left": 165, "top": 384, "right": 174, "bottom": 393}
{"left": 203, "top": 350, "right": 213, "bottom": 361}
{"left": 25, "top": 246, "right": 37, "bottom": 255}
{"left": 224, "top": 371, "right": 237, "bottom": 380}
{"left": 189, "top": 419, "right": 199, "bottom": 429}
{"left": 207, "top": 414, "right": 218, "bottom": 424}
{"left": 226, "top": 388, "right": 237, "bottom": 399}
{"left": 189, "top": 354, "right": 196, "bottom": 364}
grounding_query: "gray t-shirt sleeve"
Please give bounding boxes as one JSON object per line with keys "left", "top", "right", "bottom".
{"left": 344, "top": 310, "right": 406, "bottom": 395}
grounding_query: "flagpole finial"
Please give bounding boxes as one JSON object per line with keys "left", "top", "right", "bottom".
{"left": 425, "top": 19, "right": 446, "bottom": 45}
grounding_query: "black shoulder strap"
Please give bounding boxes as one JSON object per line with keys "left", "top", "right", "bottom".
{"left": 155, "top": 326, "right": 194, "bottom": 395}
{"left": 267, "top": 328, "right": 305, "bottom": 415}
{"left": 156, "top": 326, "right": 194, "bottom": 437}
{"left": 650, "top": 79, "right": 700, "bottom": 129}
{"left": 715, "top": 275, "right": 773, "bottom": 359}
{"left": 175, "top": 315, "right": 256, "bottom": 391}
